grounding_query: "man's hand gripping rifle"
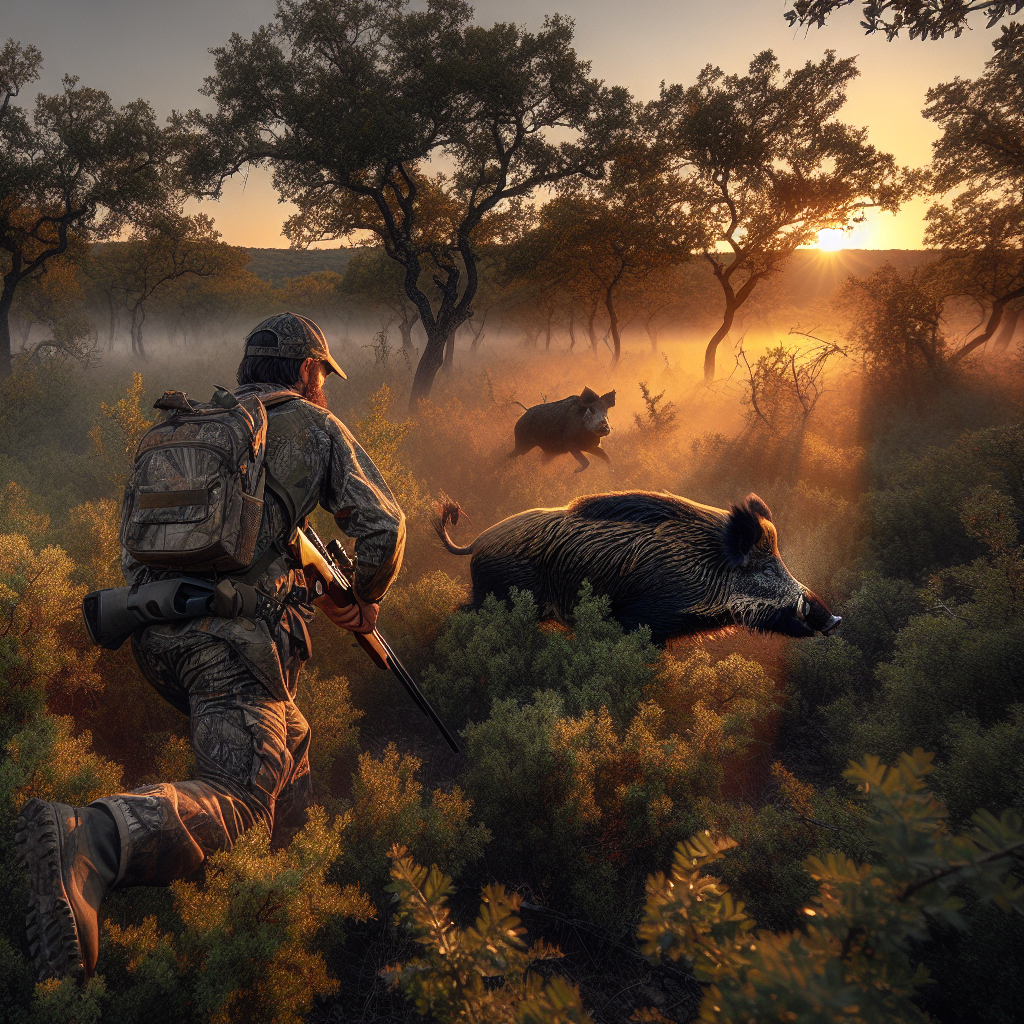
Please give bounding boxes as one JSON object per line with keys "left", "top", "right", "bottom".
{"left": 292, "top": 525, "right": 461, "bottom": 754}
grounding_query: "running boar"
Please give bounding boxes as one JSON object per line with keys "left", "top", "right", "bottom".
{"left": 433, "top": 490, "right": 840, "bottom": 644}
{"left": 509, "top": 387, "right": 615, "bottom": 472}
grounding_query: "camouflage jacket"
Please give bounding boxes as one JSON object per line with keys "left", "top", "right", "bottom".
{"left": 122, "top": 385, "right": 406, "bottom": 701}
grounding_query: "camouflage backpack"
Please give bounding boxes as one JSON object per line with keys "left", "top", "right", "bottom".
{"left": 120, "top": 386, "right": 297, "bottom": 573}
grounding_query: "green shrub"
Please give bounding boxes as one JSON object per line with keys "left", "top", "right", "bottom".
{"left": 384, "top": 846, "right": 593, "bottom": 1024}
{"left": 93, "top": 807, "right": 374, "bottom": 1024}
{"left": 334, "top": 743, "right": 491, "bottom": 905}
{"left": 424, "top": 584, "right": 660, "bottom": 729}
{"left": 461, "top": 646, "right": 778, "bottom": 930}
{"left": 825, "top": 515, "right": 1023, "bottom": 776}
{"left": 636, "top": 750, "right": 1024, "bottom": 1024}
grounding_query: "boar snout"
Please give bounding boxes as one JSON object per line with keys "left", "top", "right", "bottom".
{"left": 799, "top": 592, "right": 841, "bottom": 635}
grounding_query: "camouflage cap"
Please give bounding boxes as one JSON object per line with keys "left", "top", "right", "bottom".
{"left": 243, "top": 312, "right": 346, "bottom": 378}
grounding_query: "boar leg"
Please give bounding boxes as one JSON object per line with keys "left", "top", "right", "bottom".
{"left": 589, "top": 447, "right": 612, "bottom": 470}
{"left": 507, "top": 441, "right": 534, "bottom": 460}
{"left": 570, "top": 450, "right": 591, "bottom": 473}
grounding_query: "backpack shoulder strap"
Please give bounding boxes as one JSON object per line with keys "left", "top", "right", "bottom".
{"left": 258, "top": 388, "right": 304, "bottom": 409}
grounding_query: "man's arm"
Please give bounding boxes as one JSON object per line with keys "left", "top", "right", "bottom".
{"left": 319, "top": 413, "right": 407, "bottom": 605}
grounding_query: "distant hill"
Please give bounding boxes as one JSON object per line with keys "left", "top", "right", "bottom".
{"left": 242, "top": 246, "right": 372, "bottom": 282}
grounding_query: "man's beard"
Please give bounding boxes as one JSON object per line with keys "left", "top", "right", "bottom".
{"left": 302, "top": 377, "right": 328, "bottom": 409}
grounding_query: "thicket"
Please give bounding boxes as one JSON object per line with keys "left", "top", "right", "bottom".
{"left": 0, "top": 306, "right": 1021, "bottom": 1023}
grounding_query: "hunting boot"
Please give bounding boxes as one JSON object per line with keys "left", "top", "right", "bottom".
{"left": 15, "top": 799, "right": 121, "bottom": 981}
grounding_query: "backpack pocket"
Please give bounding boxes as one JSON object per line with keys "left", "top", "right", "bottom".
{"left": 134, "top": 483, "right": 215, "bottom": 524}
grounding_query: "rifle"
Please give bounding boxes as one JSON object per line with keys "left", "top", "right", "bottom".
{"left": 292, "top": 525, "right": 461, "bottom": 754}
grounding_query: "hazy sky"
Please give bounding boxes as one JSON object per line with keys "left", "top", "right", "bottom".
{"left": 1, "top": 0, "right": 999, "bottom": 249}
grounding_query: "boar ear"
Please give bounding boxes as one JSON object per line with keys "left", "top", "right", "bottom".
{"left": 600, "top": 390, "right": 616, "bottom": 407}
{"left": 723, "top": 501, "right": 765, "bottom": 566}
{"left": 744, "top": 493, "right": 773, "bottom": 522}
{"left": 579, "top": 386, "right": 599, "bottom": 404}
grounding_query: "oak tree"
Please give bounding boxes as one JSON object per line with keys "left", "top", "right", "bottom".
{"left": 88, "top": 213, "right": 248, "bottom": 357}
{"left": 0, "top": 40, "right": 172, "bottom": 378}
{"left": 504, "top": 150, "right": 704, "bottom": 364}
{"left": 922, "top": 23, "right": 1024, "bottom": 359}
{"left": 654, "top": 50, "right": 918, "bottom": 383}
{"left": 186, "top": 0, "right": 631, "bottom": 408}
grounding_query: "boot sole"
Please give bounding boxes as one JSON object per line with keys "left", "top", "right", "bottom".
{"left": 14, "top": 799, "right": 85, "bottom": 982}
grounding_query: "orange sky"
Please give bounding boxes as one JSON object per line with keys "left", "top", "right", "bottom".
{"left": 5, "top": 0, "right": 1000, "bottom": 249}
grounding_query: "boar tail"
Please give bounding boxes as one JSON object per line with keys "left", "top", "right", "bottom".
{"left": 432, "top": 494, "right": 476, "bottom": 555}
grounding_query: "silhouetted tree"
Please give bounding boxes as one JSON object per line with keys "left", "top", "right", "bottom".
{"left": 0, "top": 39, "right": 172, "bottom": 378}
{"left": 186, "top": 0, "right": 632, "bottom": 409}
{"left": 504, "top": 149, "right": 704, "bottom": 365}
{"left": 654, "top": 51, "right": 918, "bottom": 382}
{"left": 922, "top": 24, "right": 1024, "bottom": 360}
{"left": 88, "top": 214, "right": 247, "bottom": 357}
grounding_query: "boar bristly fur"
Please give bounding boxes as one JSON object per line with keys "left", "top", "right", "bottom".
{"left": 433, "top": 490, "right": 840, "bottom": 645}
{"left": 509, "top": 387, "right": 616, "bottom": 472}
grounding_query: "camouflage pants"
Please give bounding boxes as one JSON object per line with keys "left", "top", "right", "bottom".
{"left": 94, "top": 628, "right": 312, "bottom": 888}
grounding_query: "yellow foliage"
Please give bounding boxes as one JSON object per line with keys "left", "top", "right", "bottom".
{"left": 384, "top": 846, "right": 592, "bottom": 1024}
{"left": 154, "top": 734, "right": 195, "bottom": 782}
{"left": 64, "top": 499, "right": 122, "bottom": 590}
{"left": 7, "top": 714, "right": 122, "bottom": 810}
{"left": 0, "top": 481, "right": 50, "bottom": 539}
{"left": 0, "top": 532, "right": 100, "bottom": 694}
{"left": 347, "top": 743, "right": 490, "bottom": 884}
{"left": 651, "top": 646, "right": 778, "bottom": 758}
{"left": 384, "top": 569, "right": 467, "bottom": 652}
{"left": 88, "top": 372, "right": 154, "bottom": 487}
{"left": 356, "top": 384, "right": 423, "bottom": 516}
{"left": 297, "top": 670, "right": 362, "bottom": 781}
{"left": 106, "top": 808, "right": 375, "bottom": 1024}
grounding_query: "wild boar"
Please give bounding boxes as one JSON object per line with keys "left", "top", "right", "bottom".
{"left": 509, "top": 387, "right": 615, "bottom": 472}
{"left": 433, "top": 490, "right": 840, "bottom": 644}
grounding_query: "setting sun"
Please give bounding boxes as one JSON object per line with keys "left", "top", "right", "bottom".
{"left": 817, "top": 228, "right": 846, "bottom": 251}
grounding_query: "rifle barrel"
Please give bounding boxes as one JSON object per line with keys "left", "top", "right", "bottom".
{"left": 374, "top": 632, "right": 461, "bottom": 754}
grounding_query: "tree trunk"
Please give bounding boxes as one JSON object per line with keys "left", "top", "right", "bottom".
{"left": 993, "top": 305, "right": 1022, "bottom": 353}
{"left": 586, "top": 307, "right": 599, "bottom": 355}
{"left": 410, "top": 325, "right": 448, "bottom": 407}
{"left": 0, "top": 277, "right": 16, "bottom": 380}
{"left": 567, "top": 312, "right": 578, "bottom": 353}
{"left": 951, "top": 288, "right": 1024, "bottom": 364}
{"left": 398, "top": 304, "right": 419, "bottom": 352}
{"left": 544, "top": 311, "right": 553, "bottom": 351}
{"left": 704, "top": 301, "right": 736, "bottom": 383}
{"left": 107, "top": 293, "right": 118, "bottom": 351}
{"left": 605, "top": 286, "right": 621, "bottom": 366}
{"left": 131, "top": 308, "right": 148, "bottom": 359}
{"left": 469, "top": 312, "right": 488, "bottom": 352}
{"left": 441, "top": 328, "right": 456, "bottom": 373}
{"left": 399, "top": 318, "right": 415, "bottom": 352}
{"left": 645, "top": 321, "right": 659, "bottom": 353}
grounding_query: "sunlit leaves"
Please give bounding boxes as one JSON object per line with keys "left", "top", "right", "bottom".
{"left": 103, "top": 807, "right": 374, "bottom": 1024}
{"left": 384, "top": 845, "right": 592, "bottom": 1024}
{"left": 637, "top": 750, "right": 1024, "bottom": 1024}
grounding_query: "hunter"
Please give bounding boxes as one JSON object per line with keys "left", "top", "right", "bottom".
{"left": 15, "top": 313, "right": 406, "bottom": 982}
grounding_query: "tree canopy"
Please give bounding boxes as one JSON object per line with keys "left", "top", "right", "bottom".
{"left": 503, "top": 149, "right": 706, "bottom": 365}
{"left": 784, "top": 0, "right": 1023, "bottom": 40}
{"left": 186, "top": 0, "right": 633, "bottom": 407}
{"left": 654, "top": 50, "right": 918, "bottom": 382}
{"left": 923, "top": 24, "right": 1024, "bottom": 359}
